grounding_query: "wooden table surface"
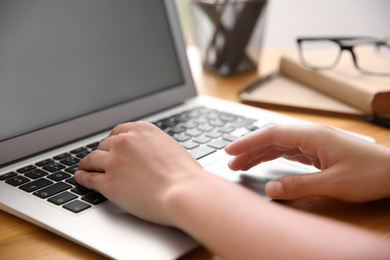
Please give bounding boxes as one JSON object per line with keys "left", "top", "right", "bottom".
{"left": 1, "top": 47, "right": 390, "bottom": 260}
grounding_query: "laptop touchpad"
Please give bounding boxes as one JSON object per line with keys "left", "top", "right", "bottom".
{"left": 204, "top": 156, "right": 318, "bottom": 198}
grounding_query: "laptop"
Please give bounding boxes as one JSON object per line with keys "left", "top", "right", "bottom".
{"left": 0, "top": 0, "right": 317, "bottom": 259}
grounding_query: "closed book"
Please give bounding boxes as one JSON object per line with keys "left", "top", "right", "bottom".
{"left": 239, "top": 51, "right": 390, "bottom": 120}
{"left": 280, "top": 53, "right": 390, "bottom": 115}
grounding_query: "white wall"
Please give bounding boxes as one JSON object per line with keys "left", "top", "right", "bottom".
{"left": 262, "top": 0, "right": 390, "bottom": 48}
{"left": 177, "top": 0, "right": 390, "bottom": 48}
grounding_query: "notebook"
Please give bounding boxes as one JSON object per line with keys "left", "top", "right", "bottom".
{"left": 0, "top": 1, "right": 317, "bottom": 259}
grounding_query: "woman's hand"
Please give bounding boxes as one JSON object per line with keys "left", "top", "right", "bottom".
{"left": 75, "top": 121, "right": 204, "bottom": 226}
{"left": 225, "top": 124, "right": 390, "bottom": 202}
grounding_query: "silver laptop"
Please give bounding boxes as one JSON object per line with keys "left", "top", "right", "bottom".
{"left": 0, "top": 1, "right": 315, "bottom": 259}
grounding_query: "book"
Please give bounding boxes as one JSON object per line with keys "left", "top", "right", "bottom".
{"left": 239, "top": 52, "right": 390, "bottom": 120}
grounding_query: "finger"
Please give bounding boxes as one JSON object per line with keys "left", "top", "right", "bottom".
{"left": 106, "top": 121, "right": 157, "bottom": 138}
{"left": 228, "top": 146, "right": 305, "bottom": 171}
{"left": 106, "top": 123, "right": 134, "bottom": 138}
{"left": 96, "top": 136, "right": 115, "bottom": 151}
{"left": 240, "top": 153, "right": 315, "bottom": 172}
{"left": 74, "top": 170, "right": 106, "bottom": 192}
{"left": 225, "top": 124, "right": 300, "bottom": 155}
{"left": 228, "top": 146, "right": 273, "bottom": 171}
{"left": 225, "top": 124, "right": 328, "bottom": 156}
{"left": 282, "top": 154, "right": 320, "bottom": 167}
{"left": 78, "top": 150, "right": 109, "bottom": 172}
{"left": 265, "top": 171, "right": 331, "bottom": 200}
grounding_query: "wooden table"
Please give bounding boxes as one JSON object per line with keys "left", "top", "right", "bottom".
{"left": 1, "top": 47, "right": 390, "bottom": 260}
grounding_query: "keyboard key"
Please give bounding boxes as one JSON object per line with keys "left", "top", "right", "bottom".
{"left": 173, "top": 112, "right": 191, "bottom": 122}
{"left": 181, "top": 141, "right": 199, "bottom": 150}
{"left": 60, "top": 157, "right": 80, "bottom": 166}
{"left": 17, "top": 165, "right": 36, "bottom": 173}
{"left": 0, "top": 172, "right": 18, "bottom": 181}
{"left": 217, "top": 126, "right": 235, "bottom": 134}
{"left": 86, "top": 142, "right": 100, "bottom": 150}
{"left": 33, "top": 182, "right": 72, "bottom": 199}
{"left": 205, "top": 111, "right": 219, "bottom": 119}
{"left": 220, "top": 113, "right": 237, "bottom": 122}
{"left": 208, "top": 118, "right": 225, "bottom": 127}
{"left": 246, "top": 125, "right": 259, "bottom": 132}
{"left": 53, "top": 153, "right": 71, "bottom": 161}
{"left": 205, "top": 132, "right": 222, "bottom": 139}
{"left": 48, "top": 171, "right": 71, "bottom": 181}
{"left": 36, "top": 159, "right": 54, "bottom": 167}
{"left": 207, "top": 140, "right": 231, "bottom": 149}
{"left": 63, "top": 200, "right": 91, "bottom": 213}
{"left": 188, "top": 109, "right": 203, "bottom": 118}
{"left": 194, "top": 117, "right": 208, "bottom": 124}
{"left": 197, "top": 123, "right": 214, "bottom": 132}
{"left": 19, "top": 178, "right": 53, "bottom": 192}
{"left": 230, "top": 118, "right": 256, "bottom": 128}
{"left": 65, "top": 165, "right": 79, "bottom": 174}
{"left": 66, "top": 177, "right": 78, "bottom": 185}
{"left": 71, "top": 186, "right": 93, "bottom": 195}
{"left": 193, "top": 136, "right": 211, "bottom": 144}
{"left": 43, "top": 162, "right": 66, "bottom": 172}
{"left": 48, "top": 192, "right": 78, "bottom": 205}
{"left": 169, "top": 126, "right": 186, "bottom": 134}
{"left": 70, "top": 147, "right": 88, "bottom": 154}
{"left": 173, "top": 133, "right": 191, "bottom": 142}
{"left": 223, "top": 134, "right": 239, "bottom": 142}
{"left": 186, "top": 128, "right": 203, "bottom": 137}
{"left": 6, "top": 176, "right": 30, "bottom": 186}
{"left": 181, "top": 121, "right": 197, "bottom": 129}
{"left": 189, "top": 146, "right": 216, "bottom": 160}
{"left": 76, "top": 151, "right": 90, "bottom": 159}
{"left": 25, "top": 169, "right": 49, "bottom": 179}
{"left": 161, "top": 117, "right": 179, "bottom": 128}
{"left": 82, "top": 192, "right": 107, "bottom": 205}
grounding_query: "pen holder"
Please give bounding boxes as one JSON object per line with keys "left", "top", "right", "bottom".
{"left": 190, "top": 0, "right": 267, "bottom": 76}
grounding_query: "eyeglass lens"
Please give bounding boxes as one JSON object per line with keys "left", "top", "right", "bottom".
{"left": 353, "top": 43, "right": 390, "bottom": 74}
{"left": 299, "top": 40, "right": 341, "bottom": 69}
{"left": 299, "top": 39, "right": 390, "bottom": 75}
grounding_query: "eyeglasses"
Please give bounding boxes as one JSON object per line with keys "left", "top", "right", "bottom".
{"left": 296, "top": 36, "right": 390, "bottom": 76}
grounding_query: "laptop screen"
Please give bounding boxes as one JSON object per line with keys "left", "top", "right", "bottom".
{"left": 0, "top": 0, "right": 183, "bottom": 142}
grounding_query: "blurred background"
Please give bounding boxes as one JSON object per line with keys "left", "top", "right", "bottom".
{"left": 176, "top": 0, "right": 390, "bottom": 48}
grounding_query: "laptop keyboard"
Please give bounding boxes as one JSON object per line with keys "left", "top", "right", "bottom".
{"left": 154, "top": 106, "right": 258, "bottom": 160}
{"left": 0, "top": 106, "right": 258, "bottom": 214}
{"left": 1, "top": 141, "right": 105, "bottom": 213}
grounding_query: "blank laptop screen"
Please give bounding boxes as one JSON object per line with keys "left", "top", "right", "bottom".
{"left": 0, "top": 0, "right": 183, "bottom": 142}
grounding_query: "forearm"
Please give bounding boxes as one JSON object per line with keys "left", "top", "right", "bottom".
{"left": 166, "top": 172, "right": 390, "bottom": 260}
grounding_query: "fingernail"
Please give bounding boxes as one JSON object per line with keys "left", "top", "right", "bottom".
{"left": 227, "top": 158, "right": 238, "bottom": 171}
{"left": 265, "top": 181, "right": 284, "bottom": 197}
{"left": 228, "top": 158, "right": 234, "bottom": 167}
{"left": 74, "top": 170, "right": 82, "bottom": 178}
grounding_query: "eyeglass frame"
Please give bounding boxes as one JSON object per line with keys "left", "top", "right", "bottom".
{"left": 296, "top": 36, "right": 390, "bottom": 76}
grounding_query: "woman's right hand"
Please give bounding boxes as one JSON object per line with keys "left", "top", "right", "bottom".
{"left": 225, "top": 124, "right": 390, "bottom": 202}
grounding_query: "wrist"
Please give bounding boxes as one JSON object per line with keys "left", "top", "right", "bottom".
{"left": 162, "top": 168, "right": 211, "bottom": 228}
